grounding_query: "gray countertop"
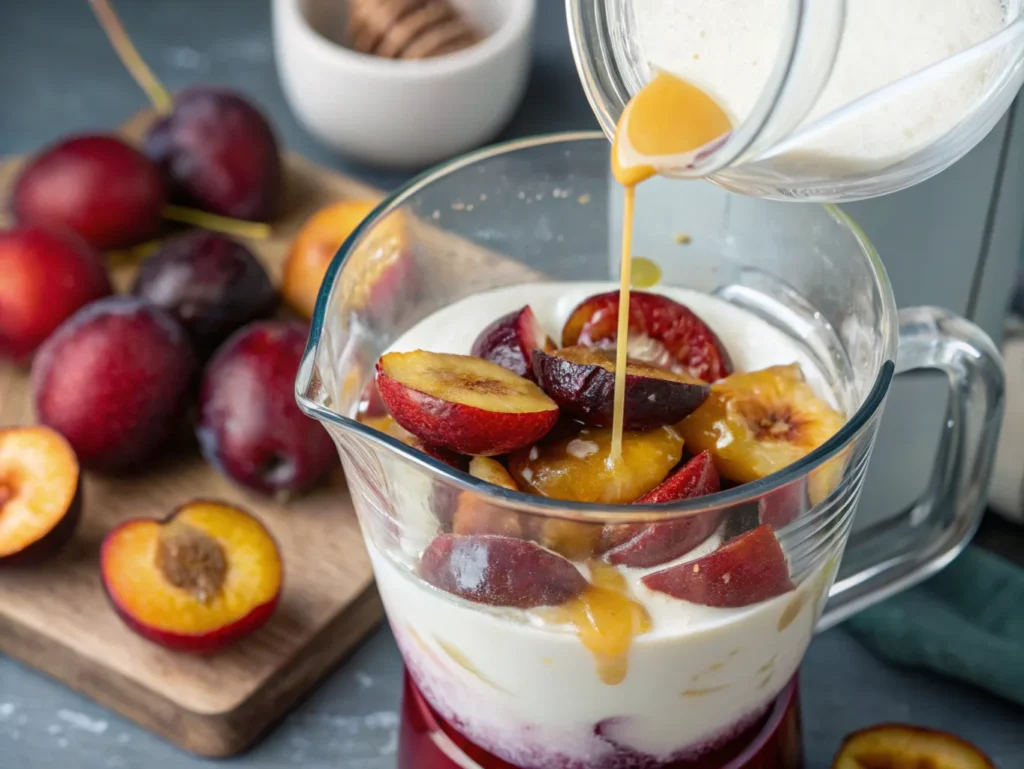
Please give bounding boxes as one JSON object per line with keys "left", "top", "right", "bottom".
{"left": 1, "top": 2, "right": 1023, "bottom": 767}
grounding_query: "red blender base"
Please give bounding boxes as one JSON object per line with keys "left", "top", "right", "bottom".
{"left": 398, "top": 670, "right": 804, "bottom": 769}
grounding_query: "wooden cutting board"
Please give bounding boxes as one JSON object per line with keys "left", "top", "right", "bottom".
{"left": 0, "top": 112, "right": 387, "bottom": 758}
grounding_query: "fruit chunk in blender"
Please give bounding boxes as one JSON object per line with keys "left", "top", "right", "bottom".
{"left": 533, "top": 345, "right": 709, "bottom": 429}
{"left": 376, "top": 351, "right": 559, "bottom": 456}
{"left": 604, "top": 451, "right": 722, "bottom": 568}
{"left": 419, "top": 534, "right": 587, "bottom": 608}
{"left": 643, "top": 524, "right": 795, "bottom": 608}
{"left": 508, "top": 422, "right": 685, "bottom": 504}
{"left": 562, "top": 290, "right": 733, "bottom": 382}
{"left": 677, "top": 364, "right": 845, "bottom": 484}
{"left": 471, "top": 305, "right": 556, "bottom": 380}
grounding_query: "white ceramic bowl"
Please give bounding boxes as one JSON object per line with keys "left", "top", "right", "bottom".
{"left": 273, "top": 0, "right": 535, "bottom": 168}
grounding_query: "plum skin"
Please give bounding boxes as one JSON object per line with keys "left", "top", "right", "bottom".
{"left": 532, "top": 347, "right": 709, "bottom": 430}
{"left": 131, "top": 230, "right": 277, "bottom": 357}
{"left": 13, "top": 135, "right": 166, "bottom": 251}
{"left": 31, "top": 297, "right": 197, "bottom": 473}
{"left": 197, "top": 321, "right": 336, "bottom": 493}
{"left": 145, "top": 87, "right": 282, "bottom": 222}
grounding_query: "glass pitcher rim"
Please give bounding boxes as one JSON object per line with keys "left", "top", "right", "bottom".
{"left": 296, "top": 130, "right": 899, "bottom": 522}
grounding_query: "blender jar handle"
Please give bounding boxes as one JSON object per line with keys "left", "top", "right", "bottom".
{"left": 818, "top": 306, "right": 1005, "bottom": 631}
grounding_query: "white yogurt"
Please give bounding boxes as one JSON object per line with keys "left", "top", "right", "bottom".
{"left": 631, "top": 0, "right": 1012, "bottom": 170}
{"left": 366, "top": 282, "right": 839, "bottom": 766}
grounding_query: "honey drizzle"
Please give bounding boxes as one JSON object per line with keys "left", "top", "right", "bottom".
{"left": 608, "top": 72, "right": 731, "bottom": 462}
{"left": 610, "top": 186, "right": 635, "bottom": 462}
{"left": 546, "top": 562, "right": 651, "bottom": 685}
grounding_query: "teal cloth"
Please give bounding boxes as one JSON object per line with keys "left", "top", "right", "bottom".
{"left": 845, "top": 546, "right": 1024, "bottom": 707}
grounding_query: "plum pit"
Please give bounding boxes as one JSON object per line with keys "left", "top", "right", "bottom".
{"left": 155, "top": 522, "right": 228, "bottom": 605}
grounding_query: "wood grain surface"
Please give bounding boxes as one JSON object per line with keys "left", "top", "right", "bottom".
{"left": 0, "top": 111, "right": 386, "bottom": 757}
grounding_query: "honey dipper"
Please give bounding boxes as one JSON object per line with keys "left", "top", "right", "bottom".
{"left": 346, "top": 0, "right": 482, "bottom": 60}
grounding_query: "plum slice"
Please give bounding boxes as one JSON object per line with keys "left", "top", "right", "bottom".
{"left": 533, "top": 346, "right": 709, "bottom": 430}
{"left": 376, "top": 351, "right": 559, "bottom": 456}
{"left": 676, "top": 363, "right": 845, "bottom": 486}
{"left": 561, "top": 291, "right": 732, "bottom": 382}
{"left": 604, "top": 451, "right": 721, "bottom": 568}
{"left": 642, "top": 524, "right": 794, "bottom": 607}
{"left": 471, "top": 305, "right": 555, "bottom": 380}
{"left": 0, "top": 427, "right": 82, "bottom": 565}
{"left": 832, "top": 725, "right": 995, "bottom": 769}
{"left": 508, "top": 422, "right": 684, "bottom": 505}
{"left": 419, "top": 534, "right": 586, "bottom": 608}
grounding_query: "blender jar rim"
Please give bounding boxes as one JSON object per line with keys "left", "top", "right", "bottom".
{"left": 295, "top": 130, "right": 899, "bottom": 523}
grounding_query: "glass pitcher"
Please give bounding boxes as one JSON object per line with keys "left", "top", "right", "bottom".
{"left": 567, "top": 0, "right": 1024, "bottom": 201}
{"left": 296, "top": 134, "right": 1004, "bottom": 769}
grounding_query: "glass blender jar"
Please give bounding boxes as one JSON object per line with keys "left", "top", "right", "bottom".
{"left": 568, "top": 0, "right": 1024, "bottom": 200}
{"left": 296, "top": 136, "right": 1004, "bottom": 769}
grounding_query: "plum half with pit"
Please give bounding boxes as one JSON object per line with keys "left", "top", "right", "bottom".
{"left": 102, "top": 500, "right": 282, "bottom": 653}
{"left": 533, "top": 345, "right": 709, "bottom": 429}
{"left": 562, "top": 290, "right": 732, "bottom": 382}
{"left": 198, "top": 321, "right": 336, "bottom": 494}
{"left": 12, "top": 135, "right": 166, "bottom": 251}
{"left": 131, "top": 230, "right": 277, "bottom": 357}
{"left": 145, "top": 87, "right": 282, "bottom": 222}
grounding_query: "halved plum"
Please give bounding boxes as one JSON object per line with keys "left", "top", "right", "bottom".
{"left": 677, "top": 364, "right": 845, "bottom": 485}
{"left": 832, "top": 725, "right": 995, "bottom": 769}
{"left": 533, "top": 346, "right": 709, "bottom": 430}
{"left": 0, "top": 427, "right": 81, "bottom": 565}
{"left": 508, "top": 422, "right": 684, "bottom": 505}
{"left": 642, "top": 524, "right": 794, "bottom": 607}
{"left": 101, "top": 500, "right": 282, "bottom": 653}
{"left": 471, "top": 305, "right": 555, "bottom": 380}
{"left": 451, "top": 458, "right": 524, "bottom": 537}
{"left": 604, "top": 451, "right": 721, "bottom": 568}
{"left": 561, "top": 291, "right": 732, "bottom": 382}
{"left": 376, "top": 351, "right": 559, "bottom": 456}
{"left": 419, "top": 534, "right": 586, "bottom": 608}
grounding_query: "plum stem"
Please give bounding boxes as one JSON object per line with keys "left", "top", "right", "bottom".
{"left": 162, "top": 205, "right": 273, "bottom": 240}
{"left": 89, "top": 0, "right": 174, "bottom": 115}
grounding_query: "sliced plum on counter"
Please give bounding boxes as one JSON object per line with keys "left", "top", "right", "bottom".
{"left": 561, "top": 290, "right": 732, "bottom": 383}
{"left": 471, "top": 305, "right": 555, "bottom": 380}
{"left": 532, "top": 345, "right": 709, "bottom": 430}
{"left": 101, "top": 500, "right": 282, "bottom": 653}
{"left": 831, "top": 725, "right": 995, "bottom": 769}
{"left": 0, "top": 427, "right": 82, "bottom": 565}
{"left": 375, "top": 351, "right": 559, "bottom": 456}
{"left": 604, "top": 451, "right": 721, "bottom": 569}
{"left": 419, "top": 534, "right": 587, "bottom": 608}
{"left": 642, "top": 524, "right": 794, "bottom": 608}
